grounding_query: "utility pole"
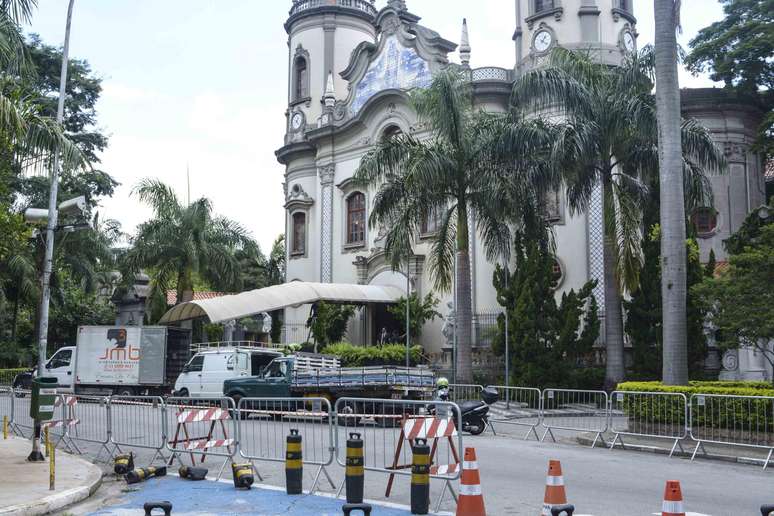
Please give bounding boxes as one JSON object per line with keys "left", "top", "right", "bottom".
{"left": 405, "top": 257, "right": 411, "bottom": 370}
{"left": 504, "top": 261, "right": 510, "bottom": 409}
{"left": 30, "top": 0, "right": 75, "bottom": 462}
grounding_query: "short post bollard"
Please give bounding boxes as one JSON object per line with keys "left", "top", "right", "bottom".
{"left": 761, "top": 505, "right": 774, "bottom": 516}
{"left": 143, "top": 501, "right": 173, "bottom": 516}
{"left": 285, "top": 429, "right": 303, "bottom": 495}
{"left": 345, "top": 432, "right": 364, "bottom": 503}
{"left": 49, "top": 434, "right": 55, "bottom": 491}
{"left": 231, "top": 463, "right": 254, "bottom": 489}
{"left": 125, "top": 466, "right": 167, "bottom": 485}
{"left": 114, "top": 453, "right": 134, "bottom": 475}
{"left": 343, "top": 503, "right": 372, "bottom": 515}
{"left": 3, "top": 415, "right": 7, "bottom": 439}
{"left": 44, "top": 425, "right": 49, "bottom": 458}
{"left": 410, "top": 438, "right": 430, "bottom": 515}
{"left": 551, "top": 504, "right": 575, "bottom": 516}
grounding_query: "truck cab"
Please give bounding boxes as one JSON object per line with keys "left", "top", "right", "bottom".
{"left": 42, "top": 346, "right": 76, "bottom": 391}
{"left": 174, "top": 343, "right": 282, "bottom": 398}
{"left": 223, "top": 356, "right": 295, "bottom": 400}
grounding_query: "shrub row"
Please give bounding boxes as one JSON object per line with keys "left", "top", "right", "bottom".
{"left": 0, "top": 368, "right": 27, "bottom": 386}
{"left": 616, "top": 381, "right": 774, "bottom": 429}
{"left": 320, "top": 343, "right": 425, "bottom": 367}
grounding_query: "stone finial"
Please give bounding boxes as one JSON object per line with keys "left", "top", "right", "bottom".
{"left": 387, "top": 0, "right": 407, "bottom": 11}
{"left": 323, "top": 71, "right": 336, "bottom": 108}
{"left": 459, "top": 18, "right": 471, "bottom": 67}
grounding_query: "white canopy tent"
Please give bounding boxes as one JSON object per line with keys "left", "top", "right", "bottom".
{"left": 158, "top": 281, "right": 404, "bottom": 324}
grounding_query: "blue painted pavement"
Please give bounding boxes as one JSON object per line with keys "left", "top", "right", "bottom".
{"left": 88, "top": 476, "right": 415, "bottom": 515}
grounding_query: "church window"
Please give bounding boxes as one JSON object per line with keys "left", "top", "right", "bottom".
{"left": 421, "top": 208, "right": 442, "bottom": 235}
{"left": 544, "top": 188, "right": 563, "bottom": 224}
{"left": 614, "top": 0, "right": 632, "bottom": 11}
{"left": 346, "top": 192, "right": 366, "bottom": 245}
{"left": 292, "top": 212, "right": 306, "bottom": 255}
{"left": 691, "top": 207, "right": 718, "bottom": 236}
{"left": 534, "top": 0, "right": 555, "bottom": 13}
{"left": 294, "top": 57, "right": 309, "bottom": 101}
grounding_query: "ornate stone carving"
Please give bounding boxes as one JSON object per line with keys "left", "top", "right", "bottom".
{"left": 319, "top": 164, "right": 336, "bottom": 186}
{"left": 721, "top": 349, "right": 739, "bottom": 372}
{"left": 285, "top": 183, "right": 314, "bottom": 209}
{"left": 723, "top": 142, "right": 747, "bottom": 163}
{"left": 334, "top": 101, "right": 348, "bottom": 121}
{"left": 441, "top": 301, "right": 456, "bottom": 348}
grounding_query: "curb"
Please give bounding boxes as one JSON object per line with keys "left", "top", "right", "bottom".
{"left": 0, "top": 455, "right": 102, "bottom": 516}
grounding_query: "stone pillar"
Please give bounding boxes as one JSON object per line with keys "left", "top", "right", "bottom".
{"left": 578, "top": 1, "right": 600, "bottom": 43}
{"left": 319, "top": 164, "right": 335, "bottom": 283}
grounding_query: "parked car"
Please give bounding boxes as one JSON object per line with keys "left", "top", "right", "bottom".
{"left": 173, "top": 342, "right": 283, "bottom": 399}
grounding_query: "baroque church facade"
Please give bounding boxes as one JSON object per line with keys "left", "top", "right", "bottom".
{"left": 275, "top": 0, "right": 769, "bottom": 379}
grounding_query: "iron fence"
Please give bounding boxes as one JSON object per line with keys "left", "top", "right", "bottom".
{"left": 609, "top": 390, "right": 688, "bottom": 457}
{"left": 448, "top": 384, "right": 483, "bottom": 403}
{"left": 109, "top": 396, "right": 167, "bottom": 464}
{"left": 487, "top": 386, "right": 543, "bottom": 440}
{"left": 540, "top": 388, "right": 609, "bottom": 447}
{"left": 0, "top": 387, "right": 12, "bottom": 427}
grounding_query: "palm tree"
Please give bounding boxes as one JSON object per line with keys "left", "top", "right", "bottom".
{"left": 655, "top": 0, "right": 689, "bottom": 385}
{"left": 354, "top": 69, "right": 555, "bottom": 383}
{"left": 513, "top": 48, "right": 723, "bottom": 388}
{"left": 125, "top": 178, "right": 258, "bottom": 321}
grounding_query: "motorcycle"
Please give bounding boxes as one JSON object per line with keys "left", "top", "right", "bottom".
{"left": 434, "top": 386, "right": 499, "bottom": 436}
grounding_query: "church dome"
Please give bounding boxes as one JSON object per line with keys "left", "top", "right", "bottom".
{"left": 286, "top": 0, "right": 377, "bottom": 31}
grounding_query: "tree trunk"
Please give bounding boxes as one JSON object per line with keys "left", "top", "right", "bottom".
{"left": 455, "top": 204, "right": 473, "bottom": 384}
{"left": 603, "top": 237, "right": 626, "bottom": 389}
{"left": 654, "top": 0, "right": 688, "bottom": 385}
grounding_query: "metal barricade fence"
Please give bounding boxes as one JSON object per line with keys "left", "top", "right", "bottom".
{"left": 109, "top": 396, "right": 167, "bottom": 464}
{"left": 0, "top": 387, "right": 12, "bottom": 429}
{"left": 333, "top": 397, "right": 462, "bottom": 513}
{"left": 238, "top": 397, "right": 334, "bottom": 492}
{"left": 540, "top": 388, "right": 609, "bottom": 447}
{"left": 609, "top": 391, "right": 688, "bottom": 457}
{"left": 448, "top": 384, "right": 483, "bottom": 403}
{"left": 487, "top": 386, "right": 542, "bottom": 440}
{"left": 11, "top": 389, "right": 33, "bottom": 437}
{"left": 165, "top": 397, "right": 237, "bottom": 478}
{"left": 689, "top": 393, "right": 774, "bottom": 468}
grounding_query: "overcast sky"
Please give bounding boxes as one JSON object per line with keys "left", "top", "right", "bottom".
{"left": 26, "top": 0, "right": 725, "bottom": 253}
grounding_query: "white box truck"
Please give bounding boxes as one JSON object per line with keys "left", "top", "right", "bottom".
{"left": 40, "top": 325, "right": 191, "bottom": 396}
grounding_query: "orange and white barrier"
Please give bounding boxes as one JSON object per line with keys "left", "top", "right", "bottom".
{"left": 662, "top": 480, "right": 685, "bottom": 516}
{"left": 456, "top": 447, "right": 485, "bottom": 516}
{"left": 542, "top": 459, "right": 568, "bottom": 516}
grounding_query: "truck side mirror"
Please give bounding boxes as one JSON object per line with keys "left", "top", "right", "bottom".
{"left": 182, "top": 365, "right": 189, "bottom": 373}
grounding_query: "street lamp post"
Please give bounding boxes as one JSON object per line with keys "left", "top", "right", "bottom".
{"left": 503, "top": 261, "right": 510, "bottom": 409}
{"left": 29, "top": 0, "right": 76, "bottom": 463}
{"left": 405, "top": 258, "right": 411, "bottom": 369}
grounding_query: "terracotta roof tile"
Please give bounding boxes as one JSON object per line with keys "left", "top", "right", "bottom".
{"left": 166, "top": 290, "right": 234, "bottom": 306}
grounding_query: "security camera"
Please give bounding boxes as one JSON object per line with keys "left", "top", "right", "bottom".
{"left": 58, "top": 196, "right": 87, "bottom": 216}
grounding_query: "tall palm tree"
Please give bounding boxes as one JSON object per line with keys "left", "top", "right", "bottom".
{"left": 655, "top": 0, "right": 689, "bottom": 385}
{"left": 355, "top": 69, "right": 555, "bottom": 383}
{"left": 513, "top": 48, "right": 723, "bottom": 388}
{"left": 125, "top": 178, "right": 258, "bottom": 321}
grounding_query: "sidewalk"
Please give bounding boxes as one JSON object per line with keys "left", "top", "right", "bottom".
{"left": 0, "top": 436, "right": 102, "bottom": 516}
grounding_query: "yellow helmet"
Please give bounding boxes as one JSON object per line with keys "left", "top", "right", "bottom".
{"left": 436, "top": 377, "right": 449, "bottom": 388}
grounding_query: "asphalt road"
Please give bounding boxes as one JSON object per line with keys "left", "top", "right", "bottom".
{"left": 5, "top": 394, "right": 773, "bottom": 515}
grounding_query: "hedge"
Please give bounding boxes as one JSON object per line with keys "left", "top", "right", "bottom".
{"left": 616, "top": 381, "right": 774, "bottom": 430}
{"left": 320, "top": 343, "right": 425, "bottom": 367}
{"left": 0, "top": 368, "right": 27, "bottom": 386}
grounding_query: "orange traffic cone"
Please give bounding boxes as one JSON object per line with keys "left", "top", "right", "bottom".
{"left": 662, "top": 480, "right": 685, "bottom": 516}
{"left": 541, "top": 459, "right": 567, "bottom": 516}
{"left": 456, "top": 447, "right": 485, "bottom": 516}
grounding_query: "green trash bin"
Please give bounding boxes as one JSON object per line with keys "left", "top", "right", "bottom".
{"left": 30, "top": 377, "right": 58, "bottom": 421}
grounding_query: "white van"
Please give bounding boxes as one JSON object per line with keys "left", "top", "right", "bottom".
{"left": 173, "top": 342, "right": 283, "bottom": 398}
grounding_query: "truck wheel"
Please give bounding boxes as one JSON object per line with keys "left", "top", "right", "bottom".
{"left": 176, "top": 388, "right": 189, "bottom": 398}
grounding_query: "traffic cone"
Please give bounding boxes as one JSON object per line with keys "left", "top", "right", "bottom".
{"left": 541, "top": 459, "right": 567, "bottom": 516}
{"left": 456, "top": 447, "right": 485, "bottom": 516}
{"left": 662, "top": 480, "right": 685, "bottom": 516}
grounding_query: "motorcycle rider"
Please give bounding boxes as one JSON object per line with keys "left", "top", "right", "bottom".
{"left": 434, "top": 377, "right": 451, "bottom": 417}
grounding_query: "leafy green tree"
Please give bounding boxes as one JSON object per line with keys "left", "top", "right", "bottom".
{"left": 491, "top": 230, "right": 601, "bottom": 389}
{"left": 125, "top": 179, "right": 258, "bottom": 322}
{"left": 387, "top": 292, "right": 441, "bottom": 340}
{"left": 309, "top": 301, "right": 355, "bottom": 349}
{"left": 694, "top": 209, "right": 774, "bottom": 385}
{"left": 686, "top": 0, "right": 774, "bottom": 157}
{"left": 355, "top": 69, "right": 556, "bottom": 383}
{"left": 513, "top": 48, "right": 723, "bottom": 387}
{"left": 236, "top": 234, "right": 286, "bottom": 342}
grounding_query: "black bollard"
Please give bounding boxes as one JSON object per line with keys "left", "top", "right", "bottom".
{"left": 231, "top": 463, "right": 254, "bottom": 489}
{"left": 551, "top": 504, "right": 575, "bottom": 516}
{"left": 126, "top": 466, "right": 166, "bottom": 485}
{"left": 178, "top": 466, "right": 208, "bottom": 481}
{"left": 114, "top": 452, "right": 134, "bottom": 475}
{"left": 761, "top": 505, "right": 774, "bottom": 516}
{"left": 345, "top": 432, "right": 364, "bottom": 503}
{"left": 143, "top": 501, "right": 172, "bottom": 516}
{"left": 410, "top": 438, "right": 430, "bottom": 515}
{"left": 285, "top": 428, "right": 303, "bottom": 495}
{"left": 343, "top": 503, "right": 372, "bottom": 515}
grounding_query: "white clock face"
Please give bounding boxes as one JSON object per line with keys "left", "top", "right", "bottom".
{"left": 291, "top": 113, "right": 303, "bottom": 130}
{"left": 534, "top": 30, "right": 553, "bottom": 52}
{"left": 623, "top": 32, "right": 635, "bottom": 51}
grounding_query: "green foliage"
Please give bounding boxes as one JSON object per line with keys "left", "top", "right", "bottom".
{"left": 617, "top": 380, "right": 774, "bottom": 396}
{"left": 320, "top": 342, "right": 424, "bottom": 367}
{"left": 686, "top": 0, "right": 774, "bottom": 157}
{"left": 693, "top": 209, "right": 774, "bottom": 381}
{"left": 624, "top": 225, "right": 708, "bottom": 380}
{"left": 0, "top": 367, "right": 27, "bottom": 385}
{"left": 309, "top": 302, "right": 355, "bottom": 348}
{"left": 386, "top": 292, "right": 441, "bottom": 339}
{"left": 491, "top": 230, "right": 601, "bottom": 389}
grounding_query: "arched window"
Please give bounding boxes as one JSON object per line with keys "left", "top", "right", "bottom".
{"left": 382, "top": 125, "right": 402, "bottom": 142}
{"left": 291, "top": 212, "right": 306, "bottom": 255}
{"left": 421, "top": 208, "right": 442, "bottom": 235}
{"left": 346, "top": 192, "right": 366, "bottom": 245}
{"left": 294, "top": 57, "right": 308, "bottom": 101}
{"left": 691, "top": 207, "right": 718, "bottom": 237}
{"left": 534, "top": 0, "right": 555, "bottom": 12}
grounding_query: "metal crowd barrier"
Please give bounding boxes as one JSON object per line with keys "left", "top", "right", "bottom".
{"left": 10, "top": 389, "right": 33, "bottom": 437}
{"left": 540, "top": 389, "right": 609, "bottom": 447}
{"left": 448, "top": 384, "right": 483, "bottom": 403}
{"left": 487, "top": 386, "right": 542, "bottom": 440}
{"left": 689, "top": 393, "right": 774, "bottom": 469}
{"left": 608, "top": 390, "right": 688, "bottom": 457}
{"left": 109, "top": 396, "right": 167, "bottom": 464}
{"left": 165, "top": 397, "right": 237, "bottom": 478}
{"left": 0, "top": 387, "right": 12, "bottom": 428}
{"left": 238, "top": 397, "right": 335, "bottom": 492}
{"left": 333, "top": 397, "right": 462, "bottom": 513}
